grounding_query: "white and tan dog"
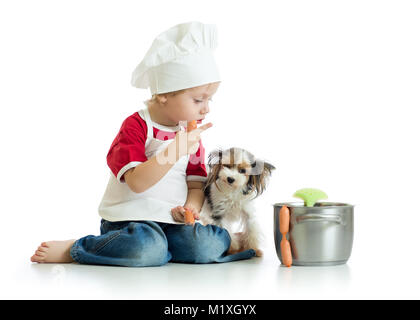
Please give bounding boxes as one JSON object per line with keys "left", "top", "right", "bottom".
{"left": 200, "top": 147, "right": 275, "bottom": 257}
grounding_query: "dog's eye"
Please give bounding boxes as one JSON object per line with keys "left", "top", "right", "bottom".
{"left": 239, "top": 168, "right": 246, "bottom": 174}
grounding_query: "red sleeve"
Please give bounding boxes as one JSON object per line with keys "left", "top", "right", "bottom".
{"left": 106, "top": 113, "right": 148, "bottom": 182}
{"left": 186, "top": 139, "right": 208, "bottom": 182}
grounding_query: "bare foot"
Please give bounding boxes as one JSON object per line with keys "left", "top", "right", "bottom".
{"left": 30, "top": 240, "right": 76, "bottom": 263}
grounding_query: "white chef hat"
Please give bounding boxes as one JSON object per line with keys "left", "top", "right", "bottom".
{"left": 131, "top": 21, "right": 221, "bottom": 95}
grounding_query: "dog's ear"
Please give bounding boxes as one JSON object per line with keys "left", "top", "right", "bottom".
{"left": 205, "top": 163, "right": 221, "bottom": 189}
{"left": 263, "top": 161, "right": 275, "bottom": 175}
{"left": 249, "top": 160, "right": 275, "bottom": 197}
{"left": 205, "top": 149, "right": 224, "bottom": 191}
{"left": 208, "top": 148, "right": 223, "bottom": 168}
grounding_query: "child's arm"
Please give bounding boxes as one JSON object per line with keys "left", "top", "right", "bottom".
{"left": 124, "top": 139, "right": 179, "bottom": 193}
{"left": 171, "top": 181, "right": 205, "bottom": 223}
{"left": 124, "top": 123, "right": 212, "bottom": 193}
{"left": 184, "top": 181, "right": 206, "bottom": 213}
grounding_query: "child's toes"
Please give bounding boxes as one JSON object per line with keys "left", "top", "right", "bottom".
{"left": 38, "top": 246, "right": 48, "bottom": 252}
{"left": 31, "top": 253, "right": 44, "bottom": 262}
{"left": 36, "top": 250, "right": 46, "bottom": 257}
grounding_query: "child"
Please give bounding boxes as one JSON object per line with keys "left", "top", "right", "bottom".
{"left": 30, "top": 21, "right": 256, "bottom": 267}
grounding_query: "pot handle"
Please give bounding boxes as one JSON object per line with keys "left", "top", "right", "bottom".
{"left": 295, "top": 214, "right": 345, "bottom": 225}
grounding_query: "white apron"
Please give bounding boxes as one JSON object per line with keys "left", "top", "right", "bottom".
{"left": 98, "top": 107, "right": 190, "bottom": 223}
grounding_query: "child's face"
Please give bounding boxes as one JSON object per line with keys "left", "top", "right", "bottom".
{"left": 164, "top": 82, "right": 220, "bottom": 124}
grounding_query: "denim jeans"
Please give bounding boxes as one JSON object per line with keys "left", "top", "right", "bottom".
{"left": 69, "top": 219, "right": 256, "bottom": 267}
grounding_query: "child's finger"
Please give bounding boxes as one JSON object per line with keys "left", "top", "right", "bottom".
{"left": 170, "top": 207, "right": 179, "bottom": 215}
{"left": 171, "top": 206, "right": 184, "bottom": 213}
{"left": 176, "top": 213, "right": 184, "bottom": 222}
{"left": 172, "top": 211, "right": 184, "bottom": 222}
{"left": 171, "top": 206, "right": 185, "bottom": 222}
{"left": 195, "top": 122, "right": 213, "bottom": 133}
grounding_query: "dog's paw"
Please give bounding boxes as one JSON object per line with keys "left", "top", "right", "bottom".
{"left": 254, "top": 249, "right": 263, "bottom": 257}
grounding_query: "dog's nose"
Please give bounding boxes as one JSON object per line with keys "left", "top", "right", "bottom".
{"left": 227, "top": 177, "right": 235, "bottom": 184}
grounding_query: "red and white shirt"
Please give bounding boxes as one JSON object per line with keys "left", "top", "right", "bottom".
{"left": 98, "top": 108, "right": 207, "bottom": 223}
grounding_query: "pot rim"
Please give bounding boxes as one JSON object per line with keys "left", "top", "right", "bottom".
{"left": 273, "top": 201, "right": 355, "bottom": 208}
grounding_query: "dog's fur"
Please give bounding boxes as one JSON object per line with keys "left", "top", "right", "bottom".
{"left": 200, "top": 147, "right": 275, "bottom": 257}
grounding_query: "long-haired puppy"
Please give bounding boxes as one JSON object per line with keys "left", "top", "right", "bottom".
{"left": 200, "top": 147, "right": 275, "bottom": 257}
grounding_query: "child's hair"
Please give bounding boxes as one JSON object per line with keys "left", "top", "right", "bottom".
{"left": 146, "top": 82, "right": 216, "bottom": 105}
{"left": 147, "top": 88, "right": 187, "bottom": 105}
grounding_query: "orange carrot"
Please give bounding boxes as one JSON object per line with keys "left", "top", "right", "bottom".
{"left": 279, "top": 205, "right": 292, "bottom": 267}
{"left": 187, "top": 120, "right": 197, "bottom": 132}
{"left": 184, "top": 208, "right": 195, "bottom": 225}
{"left": 280, "top": 237, "right": 293, "bottom": 267}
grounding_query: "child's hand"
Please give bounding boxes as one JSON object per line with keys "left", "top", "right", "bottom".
{"left": 171, "top": 206, "right": 200, "bottom": 224}
{"left": 174, "top": 122, "right": 213, "bottom": 157}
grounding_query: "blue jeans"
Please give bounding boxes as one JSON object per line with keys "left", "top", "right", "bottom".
{"left": 69, "top": 219, "right": 256, "bottom": 267}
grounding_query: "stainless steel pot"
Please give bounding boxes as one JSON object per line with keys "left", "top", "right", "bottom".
{"left": 273, "top": 202, "right": 354, "bottom": 266}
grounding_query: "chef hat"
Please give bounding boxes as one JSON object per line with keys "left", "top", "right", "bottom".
{"left": 131, "top": 21, "right": 221, "bottom": 95}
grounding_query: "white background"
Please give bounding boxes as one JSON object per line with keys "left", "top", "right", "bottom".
{"left": 1, "top": 0, "right": 419, "bottom": 299}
